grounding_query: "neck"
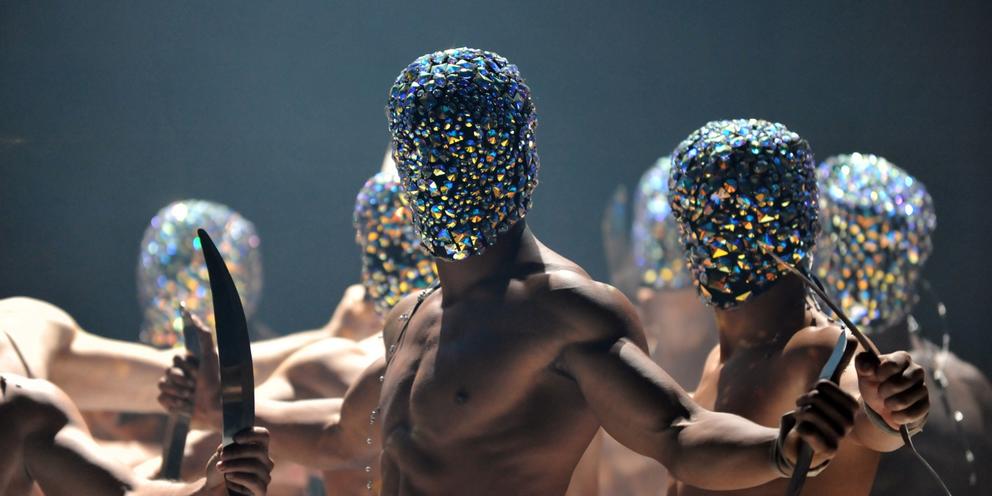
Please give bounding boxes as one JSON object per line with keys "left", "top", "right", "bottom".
{"left": 714, "top": 273, "right": 809, "bottom": 359}
{"left": 870, "top": 317, "right": 913, "bottom": 354}
{"left": 435, "top": 221, "right": 531, "bottom": 299}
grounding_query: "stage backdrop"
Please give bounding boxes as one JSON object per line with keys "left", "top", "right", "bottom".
{"left": 1, "top": 1, "right": 990, "bottom": 372}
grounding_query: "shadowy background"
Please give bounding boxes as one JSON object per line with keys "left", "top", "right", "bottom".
{"left": 1, "top": 1, "right": 990, "bottom": 372}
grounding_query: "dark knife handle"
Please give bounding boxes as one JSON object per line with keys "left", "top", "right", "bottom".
{"left": 785, "top": 444, "right": 814, "bottom": 495}
{"left": 160, "top": 414, "right": 192, "bottom": 479}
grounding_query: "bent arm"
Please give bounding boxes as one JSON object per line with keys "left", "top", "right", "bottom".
{"left": 248, "top": 329, "right": 328, "bottom": 383}
{"left": 254, "top": 357, "right": 384, "bottom": 470}
{"left": 562, "top": 338, "right": 782, "bottom": 490}
{"left": 26, "top": 425, "right": 213, "bottom": 496}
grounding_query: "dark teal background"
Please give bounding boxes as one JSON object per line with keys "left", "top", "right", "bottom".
{"left": 1, "top": 1, "right": 989, "bottom": 372}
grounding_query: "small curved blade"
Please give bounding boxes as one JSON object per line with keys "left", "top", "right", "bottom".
{"left": 198, "top": 228, "right": 254, "bottom": 447}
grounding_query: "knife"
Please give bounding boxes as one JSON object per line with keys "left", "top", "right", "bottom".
{"left": 785, "top": 330, "right": 855, "bottom": 495}
{"left": 197, "top": 228, "right": 255, "bottom": 449}
{"left": 158, "top": 303, "right": 202, "bottom": 479}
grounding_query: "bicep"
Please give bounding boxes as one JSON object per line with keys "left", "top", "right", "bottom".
{"left": 562, "top": 337, "right": 696, "bottom": 463}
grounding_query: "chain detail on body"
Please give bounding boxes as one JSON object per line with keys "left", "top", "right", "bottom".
{"left": 365, "top": 282, "right": 442, "bottom": 491}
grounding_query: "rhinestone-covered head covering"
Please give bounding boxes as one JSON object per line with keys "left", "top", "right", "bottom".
{"left": 354, "top": 170, "right": 438, "bottom": 314}
{"left": 387, "top": 47, "right": 539, "bottom": 260}
{"left": 815, "top": 154, "right": 936, "bottom": 331}
{"left": 669, "top": 119, "right": 819, "bottom": 308}
{"left": 632, "top": 156, "right": 692, "bottom": 290}
{"left": 137, "top": 200, "right": 262, "bottom": 347}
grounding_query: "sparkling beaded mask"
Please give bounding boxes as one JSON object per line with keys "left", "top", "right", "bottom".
{"left": 815, "top": 154, "right": 935, "bottom": 331}
{"left": 136, "top": 200, "right": 262, "bottom": 347}
{"left": 669, "top": 119, "right": 819, "bottom": 308}
{"left": 354, "top": 170, "right": 438, "bottom": 314}
{"left": 387, "top": 47, "right": 539, "bottom": 260}
{"left": 632, "top": 156, "right": 692, "bottom": 290}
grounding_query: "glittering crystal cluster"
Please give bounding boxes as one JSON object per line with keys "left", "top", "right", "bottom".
{"left": 815, "top": 153, "right": 936, "bottom": 331}
{"left": 386, "top": 47, "right": 539, "bottom": 260}
{"left": 669, "top": 119, "right": 819, "bottom": 308}
{"left": 354, "top": 170, "right": 438, "bottom": 314}
{"left": 631, "top": 156, "right": 692, "bottom": 290}
{"left": 136, "top": 200, "right": 262, "bottom": 348}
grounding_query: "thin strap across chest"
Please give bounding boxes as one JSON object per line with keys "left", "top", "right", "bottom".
{"left": 385, "top": 282, "right": 441, "bottom": 366}
{"left": 2, "top": 330, "right": 34, "bottom": 379}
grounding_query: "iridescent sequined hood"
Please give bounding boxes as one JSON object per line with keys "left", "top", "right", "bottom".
{"left": 815, "top": 154, "right": 936, "bottom": 331}
{"left": 386, "top": 47, "right": 539, "bottom": 260}
{"left": 669, "top": 119, "right": 819, "bottom": 308}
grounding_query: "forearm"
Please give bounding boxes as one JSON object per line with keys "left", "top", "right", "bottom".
{"left": 661, "top": 409, "right": 782, "bottom": 490}
{"left": 569, "top": 338, "right": 783, "bottom": 490}
{"left": 51, "top": 331, "right": 172, "bottom": 412}
{"left": 128, "top": 478, "right": 207, "bottom": 496}
{"left": 253, "top": 397, "right": 344, "bottom": 467}
{"left": 249, "top": 330, "right": 327, "bottom": 383}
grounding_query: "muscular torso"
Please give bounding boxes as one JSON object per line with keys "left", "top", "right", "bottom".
{"left": 872, "top": 339, "right": 992, "bottom": 496}
{"left": 377, "top": 263, "right": 602, "bottom": 496}
{"left": 671, "top": 320, "right": 879, "bottom": 496}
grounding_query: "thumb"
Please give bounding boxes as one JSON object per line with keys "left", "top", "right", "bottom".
{"left": 855, "top": 351, "right": 880, "bottom": 379}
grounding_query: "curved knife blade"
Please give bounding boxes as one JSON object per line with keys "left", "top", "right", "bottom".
{"left": 197, "top": 228, "right": 255, "bottom": 447}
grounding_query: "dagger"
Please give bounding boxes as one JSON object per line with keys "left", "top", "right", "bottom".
{"left": 197, "top": 228, "right": 255, "bottom": 450}
{"left": 158, "top": 303, "right": 202, "bottom": 480}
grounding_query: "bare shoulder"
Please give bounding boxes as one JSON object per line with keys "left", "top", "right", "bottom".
{"left": 780, "top": 321, "right": 846, "bottom": 373}
{"left": 0, "top": 297, "right": 79, "bottom": 348}
{"left": 942, "top": 350, "right": 992, "bottom": 400}
{"left": 0, "top": 374, "right": 81, "bottom": 435}
{"left": 525, "top": 267, "right": 648, "bottom": 351}
{"left": 0, "top": 297, "right": 77, "bottom": 327}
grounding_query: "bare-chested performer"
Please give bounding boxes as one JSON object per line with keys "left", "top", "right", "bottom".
{"left": 666, "top": 120, "right": 932, "bottom": 496}
{"left": 360, "top": 48, "right": 875, "bottom": 495}
{"left": 155, "top": 171, "right": 438, "bottom": 494}
{"left": 599, "top": 156, "right": 718, "bottom": 494}
{"left": 0, "top": 200, "right": 376, "bottom": 418}
{"left": 0, "top": 373, "right": 273, "bottom": 496}
{"left": 814, "top": 153, "right": 992, "bottom": 495}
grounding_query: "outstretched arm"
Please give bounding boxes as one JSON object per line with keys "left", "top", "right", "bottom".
{"left": 562, "top": 338, "right": 854, "bottom": 490}
{"left": 235, "top": 357, "right": 383, "bottom": 470}
{"left": 51, "top": 329, "right": 175, "bottom": 413}
{"left": 552, "top": 283, "right": 856, "bottom": 491}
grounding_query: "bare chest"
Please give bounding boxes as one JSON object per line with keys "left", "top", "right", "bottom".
{"left": 380, "top": 303, "right": 555, "bottom": 443}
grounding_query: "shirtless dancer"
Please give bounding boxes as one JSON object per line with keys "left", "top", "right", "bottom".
{"left": 815, "top": 153, "right": 992, "bottom": 495}
{"left": 600, "top": 157, "right": 717, "bottom": 494}
{"left": 156, "top": 171, "right": 438, "bottom": 494}
{"left": 0, "top": 373, "right": 273, "bottom": 495}
{"left": 666, "top": 120, "right": 931, "bottom": 496}
{"left": 0, "top": 200, "right": 345, "bottom": 417}
{"left": 366, "top": 48, "right": 872, "bottom": 495}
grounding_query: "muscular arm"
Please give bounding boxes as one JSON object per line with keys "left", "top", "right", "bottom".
{"left": 563, "top": 337, "right": 785, "bottom": 490}
{"left": 5, "top": 375, "right": 269, "bottom": 496}
{"left": 254, "top": 337, "right": 375, "bottom": 402}
{"left": 248, "top": 330, "right": 328, "bottom": 384}
{"left": 50, "top": 330, "right": 174, "bottom": 413}
{"left": 553, "top": 281, "right": 851, "bottom": 491}
{"left": 25, "top": 424, "right": 212, "bottom": 496}
{"left": 248, "top": 358, "right": 384, "bottom": 470}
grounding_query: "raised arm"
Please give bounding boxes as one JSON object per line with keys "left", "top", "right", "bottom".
{"left": 553, "top": 283, "right": 857, "bottom": 491}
